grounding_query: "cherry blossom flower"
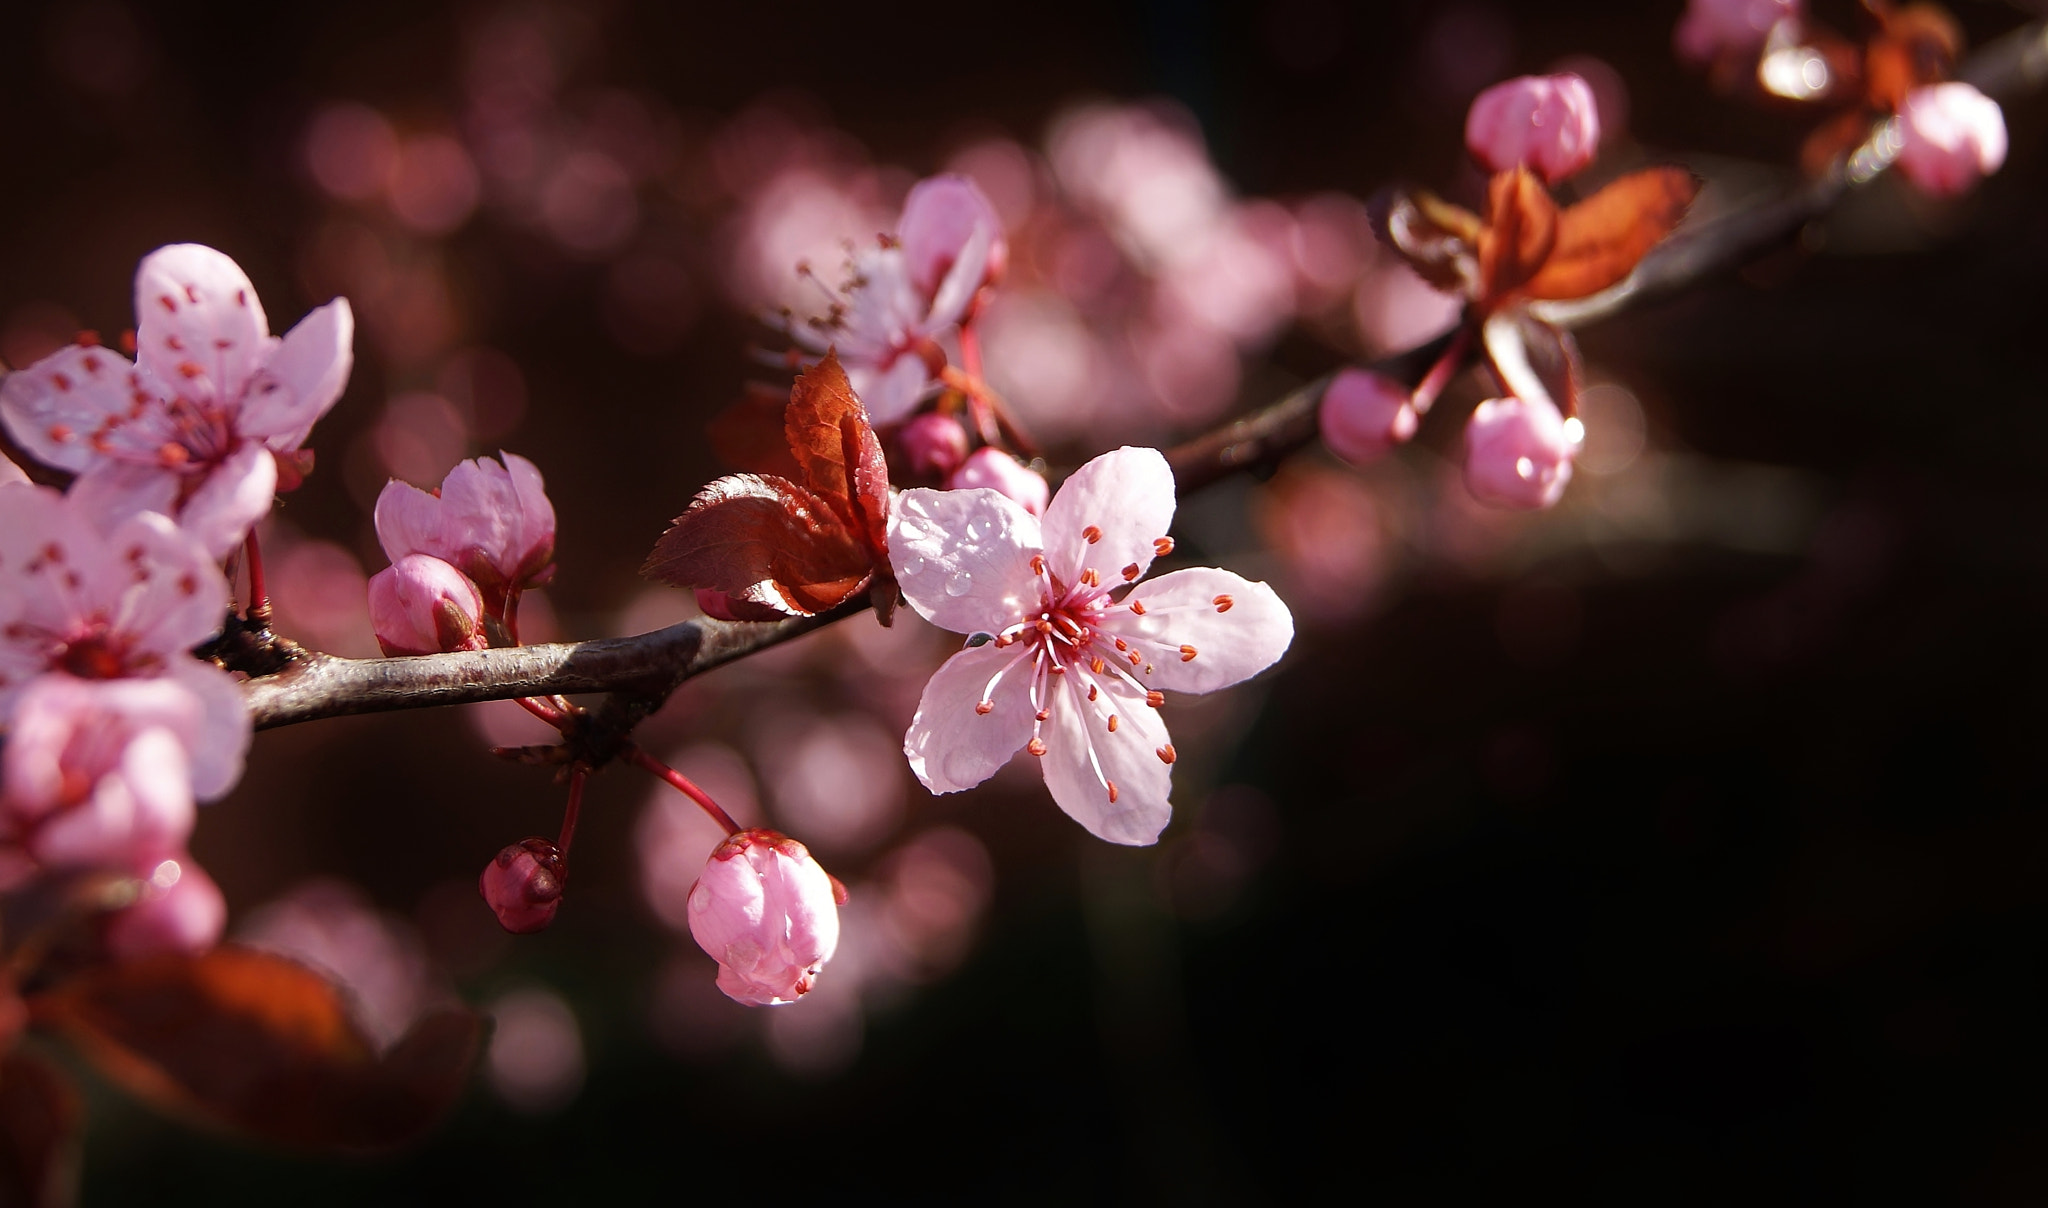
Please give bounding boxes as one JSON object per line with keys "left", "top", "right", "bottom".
{"left": 688, "top": 829, "right": 841, "bottom": 1006}
{"left": 0, "top": 487, "right": 249, "bottom": 791}
{"left": 890, "top": 446, "right": 1294, "bottom": 845}
{"left": 1465, "top": 73, "right": 1601, "bottom": 183}
{"left": 946, "top": 447, "right": 1049, "bottom": 516}
{"left": 374, "top": 452, "right": 556, "bottom": 615}
{"left": 0, "top": 244, "right": 354, "bottom": 559}
{"left": 1675, "top": 0, "right": 1802, "bottom": 64}
{"left": 781, "top": 174, "right": 1005, "bottom": 424}
{"left": 1463, "top": 395, "right": 1583, "bottom": 510}
{"left": 367, "top": 553, "right": 488, "bottom": 656}
{"left": 1318, "top": 369, "right": 1418, "bottom": 466}
{"left": 1893, "top": 83, "right": 2008, "bottom": 199}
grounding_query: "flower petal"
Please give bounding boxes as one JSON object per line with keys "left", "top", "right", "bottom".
{"left": 1102, "top": 567, "right": 1294, "bottom": 695}
{"left": 97, "top": 511, "right": 234, "bottom": 661}
{"left": 889, "top": 486, "right": 1041, "bottom": 634}
{"left": 846, "top": 353, "right": 933, "bottom": 426}
{"left": 1039, "top": 668, "right": 1173, "bottom": 846}
{"left": 174, "top": 443, "right": 278, "bottom": 560}
{"left": 1040, "top": 446, "right": 1176, "bottom": 590}
{"left": 160, "top": 659, "right": 252, "bottom": 801}
{"left": 67, "top": 462, "right": 181, "bottom": 538}
{"left": 903, "top": 643, "right": 1037, "bottom": 794}
{"left": 373, "top": 479, "right": 444, "bottom": 564}
{"left": 238, "top": 298, "right": 354, "bottom": 452}
{"left": 132, "top": 245, "right": 271, "bottom": 405}
{"left": 0, "top": 344, "right": 148, "bottom": 473}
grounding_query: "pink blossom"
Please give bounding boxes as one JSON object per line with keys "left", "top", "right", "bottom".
{"left": 0, "top": 244, "right": 354, "bottom": 558}
{"left": 1318, "top": 369, "right": 1418, "bottom": 466}
{"left": 104, "top": 855, "right": 225, "bottom": 959}
{"left": 890, "top": 447, "right": 1295, "bottom": 845}
{"left": 1675, "top": 0, "right": 1801, "bottom": 64}
{"left": 1463, "top": 395, "right": 1582, "bottom": 510}
{"left": 367, "top": 553, "right": 487, "bottom": 656}
{"left": 782, "top": 174, "right": 1005, "bottom": 423}
{"left": 374, "top": 452, "right": 556, "bottom": 614}
{"left": 688, "top": 829, "right": 841, "bottom": 1006}
{"left": 897, "top": 412, "right": 970, "bottom": 480}
{"left": 0, "top": 453, "right": 26, "bottom": 489}
{"left": 1894, "top": 83, "right": 2008, "bottom": 199}
{"left": 1465, "top": 74, "right": 1601, "bottom": 183}
{"left": 945, "top": 447, "right": 1049, "bottom": 517}
{"left": 480, "top": 838, "right": 564, "bottom": 935}
{"left": 0, "top": 486, "right": 250, "bottom": 788}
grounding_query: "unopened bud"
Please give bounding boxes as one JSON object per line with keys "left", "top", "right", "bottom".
{"left": 946, "top": 447, "right": 1049, "bottom": 517}
{"left": 688, "top": 829, "right": 840, "bottom": 1006}
{"left": 897, "top": 412, "right": 971, "bottom": 479}
{"left": 369, "top": 553, "right": 487, "bottom": 656}
{"left": 104, "top": 856, "right": 225, "bottom": 961}
{"left": 480, "top": 837, "right": 564, "bottom": 934}
{"left": 1318, "top": 369, "right": 1419, "bottom": 466}
{"left": 1465, "top": 73, "right": 1601, "bottom": 183}
{"left": 1895, "top": 83, "right": 2007, "bottom": 199}
{"left": 1463, "top": 395, "right": 1581, "bottom": 510}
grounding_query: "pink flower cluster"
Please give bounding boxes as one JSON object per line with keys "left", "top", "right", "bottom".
{"left": 368, "top": 452, "right": 557, "bottom": 654}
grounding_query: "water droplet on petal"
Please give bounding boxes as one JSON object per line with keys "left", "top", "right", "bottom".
{"left": 943, "top": 576, "right": 971, "bottom": 597}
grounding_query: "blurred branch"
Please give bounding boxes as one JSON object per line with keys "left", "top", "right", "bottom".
{"left": 246, "top": 20, "right": 2043, "bottom": 734}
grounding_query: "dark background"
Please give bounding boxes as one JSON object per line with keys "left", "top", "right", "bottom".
{"left": 3, "top": 0, "right": 2046, "bottom": 1201}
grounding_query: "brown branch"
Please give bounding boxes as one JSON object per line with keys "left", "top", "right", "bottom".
{"left": 245, "top": 20, "right": 2043, "bottom": 735}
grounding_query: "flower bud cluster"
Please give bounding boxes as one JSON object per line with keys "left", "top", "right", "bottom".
{"left": 369, "top": 452, "right": 557, "bottom": 653}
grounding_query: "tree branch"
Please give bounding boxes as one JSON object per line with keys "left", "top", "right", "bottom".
{"left": 245, "top": 20, "right": 2043, "bottom": 735}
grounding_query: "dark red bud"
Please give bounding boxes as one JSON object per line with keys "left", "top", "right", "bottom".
{"left": 480, "top": 837, "right": 565, "bottom": 934}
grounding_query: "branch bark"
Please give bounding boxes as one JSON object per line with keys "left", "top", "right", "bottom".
{"left": 245, "top": 20, "right": 2043, "bottom": 734}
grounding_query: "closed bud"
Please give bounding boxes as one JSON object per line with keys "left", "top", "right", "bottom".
{"left": 898, "top": 412, "right": 971, "bottom": 479}
{"left": 368, "top": 554, "right": 487, "bottom": 656}
{"left": 1465, "top": 73, "right": 1601, "bottom": 183}
{"left": 688, "top": 829, "right": 840, "bottom": 1006}
{"left": 480, "top": 838, "right": 564, "bottom": 934}
{"left": 1894, "top": 83, "right": 2007, "bottom": 199}
{"left": 1318, "top": 369, "right": 1418, "bottom": 466}
{"left": 104, "top": 856, "right": 226, "bottom": 961}
{"left": 946, "top": 447, "right": 1049, "bottom": 517}
{"left": 1463, "top": 395, "right": 1581, "bottom": 510}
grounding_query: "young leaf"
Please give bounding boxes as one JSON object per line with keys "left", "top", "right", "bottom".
{"left": 708, "top": 382, "right": 806, "bottom": 479}
{"left": 640, "top": 473, "right": 873, "bottom": 616}
{"left": 1374, "top": 189, "right": 1480, "bottom": 293}
{"left": 0, "top": 1052, "right": 79, "bottom": 1208}
{"left": 30, "top": 947, "right": 482, "bottom": 1153}
{"left": 1477, "top": 167, "right": 1560, "bottom": 305}
{"left": 1521, "top": 167, "right": 1702, "bottom": 302}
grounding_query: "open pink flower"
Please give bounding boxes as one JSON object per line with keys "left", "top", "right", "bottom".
{"left": 0, "top": 487, "right": 249, "bottom": 790}
{"left": 0, "top": 244, "right": 353, "bottom": 559}
{"left": 688, "top": 829, "right": 841, "bottom": 1006}
{"left": 1465, "top": 73, "right": 1601, "bottom": 183}
{"left": 782, "top": 174, "right": 1005, "bottom": 423}
{"left": 1894, "top": 83, "right": 2008, "bottom": 199}
{"left": 890, "top": 446, "right": 1294, "bottom": 845}
{"left": 374, "top": 452, "right": 556, "bottom": 616}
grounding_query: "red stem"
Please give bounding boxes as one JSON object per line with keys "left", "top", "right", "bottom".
{"left": 626, "top": 745, "right": 743, "bottom": 835}
{"left": 515, "top": 696, "right": 568, "bottom": 728}
{"left": 243, "top": 531, "right": 272, "bottom": 626}
{"left": 557, "top": 767, "right": 587, "bottom": 860}
{"left": 1410, "top": 324, "right": 1475, "bottom": 417}
{"left": 959, "top": 318, "right": 985, "bottom": 382}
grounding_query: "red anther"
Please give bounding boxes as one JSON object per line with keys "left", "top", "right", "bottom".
{"left": 1179, "top": 645, "right": 1198, "bottom": 662}
{"left": 1027, "top": 738, "right": 1047, "bottom": 757}
{"left": 1087, "top": 684, "right": 1099, "bottom": 701}
{"left": 1156, "top": 744, "right": 1177, "bottom": 765}
{"left": 50, "top": 373, "right": 72, "bottom": 392}
{"left": 164, "top": 335, "right": 183, "bottom": 351}
{"left": 1153, "top": 536, "right": 1175, "bottom": 556}
{"left": 236, "top": 289, "right": 248, "bottom": 307}
{"left": 157, "top": 294, "right": 177, "bottom": 314}
{"left": 81, "top": 354, "right": 101, "bottom": 373}
{"left": 1036, "top": 618, "right": 1053, "bottom": 634}
{"left": 1128, "top": 651, "right": 1142, "bottom": 666}
{"left": 46, "top": 424, "right": 71, "bottom": 443}
{"left": 176, "top": 573, "right": 198, "bottom": 597}
{"left": 975, "top": 700, "right": 995, "bottom": 715}
{"left": 213, "top": 338, "right": 232, "bottom": 351}
{"left": 157, "top": 443, "right": 189, "bottom": 467}
{"left": 1036, "top": 708, "right": 1050, "bottom": 721}
{"left": 183, "top": 284, "right": 200, "bottom": 303}
{"left": 1107, "top": 715, "right": 1119, "bottom": 732}
{"left": 1091, "top": 656, "right": 1106, "bottom": 674}
{"left": 994, "top": 633, "right": 1014, "bottom": 648}
{"left": 1030, "top": 554, "right": 1046, "bottom": 576}
{"left": 1106, "top": 780, "right": 1120, "bottom": 804}
{"left": 74, "top": 330, "right": 100, "bottom": 347}
{"left": 90, "top": 432, "right": 111, "bottom": 453}
{"left": 118, "top": 329, "right": 136, "bottom": 353}
{"left": 1213, "top": 594, "right": 1234, "bottom": 612}
{"left": 1048, "top": 663, "right": 1066, "bottom": 675}
{"left": 1130, "top": 600, "right": 1147, "bottom": 615}
{"left": 176, "top": 362, "right": 202, "bottom": 380}
{"left": 1113, "top": 638, "right": 1128, "bottom": 651}
{"left": 1080, "top": 568, "right": 1100, "bottom": 587}
{"left": 1146, "top": 690, "right": 1165, "bottom": 708}
{"left": 1082, "top": 525, "right": 1103, "bottom": 544}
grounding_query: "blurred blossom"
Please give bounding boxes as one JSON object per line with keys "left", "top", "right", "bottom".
{"left": 541, "top": 150, "right": 639, "bottom": 255}
{"left": 1353, "top": 250, "right": 1462, "bottom": 358}
{"left": 1155, "top": 202, "right": 1297, "bottom": 345}
{"left": 436, "top": 347, "right": 529, "bottom": 441}
{"left": 486, "top": 986, "right": 585, "bottom": 1114}
{"left": 946, "top": 138, "right": 1039, "bottom": 229}
{"left": 304, "top": 103, "right": 399, "bottom": 202}
{"left": 373, "top": 391, "right": 471, "bottom": 485}
{"left": 875, "top": 827, "right": 993, "bottom": 980}
{"left": 1552, "top": 55, "right": 1630, "bottom": 145}
{"left": 1893, "top": 84, "right": 2008, "bottom": 199}
{"left": 638, "top": 742, "right": 760, "bottom": 933}
{"left": 1256, "top": 464, "right": 1388, "bottom": 624}
{"left": 979, "top": 289, "right": 1108, "bottom": 442}
{"left": 105, "top": 857, "right": 225, "bottom": 960}
{"left": 1416, "top": 4, "right": 1516, "bottom": 106}
{"left": 1289, "top": 194, "right": 1377, "bottom": 312}
{"left": 1132, "top": 318, "right": 1242, "bottom": 424}
{"left": 725, "top": 164, "right": 888, "bottom": 312}
{"left": 759, "top": 714, "right": 906, "bottom": 856}
{"left": 239, "top": 878, "right": 450, "bottom": 1050}
{"left": 387, "top": 135, "right": 482, "bottom": 235}
{"left": 1676, "top": 0, "right": 1802, "bottom": 64}
{"left": 266, "top": 531, "right": 377, "bottom": 658}
{"left": 1048, "top": 101, "right": 1226, "bottom": 269}
{"left": 1319, "top": 368, "right": 1418, "bottom": 466}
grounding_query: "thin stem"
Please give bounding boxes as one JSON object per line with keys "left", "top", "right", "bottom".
{"left": 626, "top": 745, "right": 742, "bottom": 835}
{"left": 1411, "top": 324, "right": 1474, "bottom": 416}
{"left": 243, "top": 531, "right": 272, "bottom": 627}
{"left": 516, "top": 695, "right": 568, "bottom": 728}
{"left": 557, "top": 767, "right": 588, "bottom": 860}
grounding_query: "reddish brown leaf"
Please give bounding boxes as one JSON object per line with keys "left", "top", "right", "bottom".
{"left": 640, "top": 473, "right": 873, "bottom": 616}
{"left": 0, "top": 1052, "right": 79, "bottom": 1208}
{"left": 1799, "top": 108, "right": 1872, "bottom": 177}
{"left": 1477, "top": 167, "right": 1559, "bottom": 306}
{"left": 1520, "top": 167, "right": 1701, "bottom": 302}
{"left": 1375, "top": 190, "right": 1481, "bottom": 293}
{"left": 785, "top": 351, "right": 880, "bottom": 518}
{"left": 30, "top": 947, "right": 481, "bottom": 1153}
{"left": 709, "top": 382, "right": 805, "bottom": 479}
{"left": 1866, "top": 4, "right": 1961, "bottom": 111}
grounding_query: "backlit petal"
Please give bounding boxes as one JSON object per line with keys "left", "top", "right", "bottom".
{"left": 1103, "top": 567, "right": 1293, "bottom": 694}
{"left": 1039, "top": 668, "right": 1173, "bottom": 846}
{"left": 1040, "top": 446, "right": 1176, "bottom": 590}
{"left": 903, "top": 643, "right": 1036, "bottom": 794}
{"left": 889, "top": 486, "right": 1041, "bottom": 634}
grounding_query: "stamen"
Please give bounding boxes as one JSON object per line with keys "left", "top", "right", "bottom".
{"left": 1080, "top": 568, "right": 1100, "bottom": 588}
{"left": 1031, "top": 554, "right": 1046, "bottom": 576}
{"left": 1028, "top": 738, "right": 1047, "bottom": 756}
{"left": 1128, "top": 651, "right": 1142, "bottom": 666}
{"left": 1146, "top": 690, "right": 1164, "bottom": 708}
{"left": 1107, "top": 715, "right": 1119, "bottom": 733}
{"left": 1036, "top": 708, "right": 1050, "bottom": 722}
{"left": 1129, "top": 600, "right": 1147, "bottom": 615}
{"left": 1082, "top": 525, "right": 1102, "bottom": 544}
{"left": 1156, "top": 744, "right": 1177, "bottom": 765}
{"left": 1123, "top": 563, "right": 1141, "bottom": 581}
{"left": 1091, "top": 656, "right": 1106, "bottom": 675}
{"left": 47, "top": 424, "right": 71, "bottom": 443}
{"left": 1179, "top": 645, "right": 1198, "bottom": 662}
{"left": 1213, "top": 594, "right": 1234, "bottom": 612}
{"left": 50, "top": 373, "right": 71, "bottom": 392}
{"left": 975, "top": 701, "right": 994, "bottom": 715}
{"left": 1087, "top": 684, "right": 1098, "bottom": 701}
{"left": 1153, "top": 537, "right": 1174, "bottom": 557}
{"left": 1106, "top": 780, "right": 1119, "bottom": 804}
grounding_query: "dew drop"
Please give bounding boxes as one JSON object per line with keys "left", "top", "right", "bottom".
{"left": 943, "top": 575, "right": 971, "bottom": 597}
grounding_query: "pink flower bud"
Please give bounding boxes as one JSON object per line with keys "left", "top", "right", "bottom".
{"left": 1463, "top": 395, "right": 1582, "bottom": 510}
{"left": 104, "top": 856, "right": 226, "bottom": 960}
{"left": 946, "top": 447, "right": 1049, "bottom": 517}
{"left": 1675, "top": 0, "right": 1801, "bottom": 64}
{"left": 367, "top": 554, "right": 487, "bottom": 656}
{"left": 1465, "top": 73, "right": 1601, "bottom": 183}
{"left": 687, "top": 829, "right": 840, "bottom": 1006}
{"left": 1318, "top": 369, "right": 1419, "bottom": 466}
{"left": 479, "top": 838, "right": 564, "bottom": 935}
{"left": 374, "top": 452, "right": 556, "bottom": 612}
{"left": 1894, "top": 83, "right": 2007, "bottom": 199}
{"left": 897, "top": 412, "right": 971, "bottom": 479}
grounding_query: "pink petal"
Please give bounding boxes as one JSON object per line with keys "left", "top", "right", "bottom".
{"left": 238, "top": 298, "right": 355, "bottom": 452}
{"left": 373, "top": 479, "right": 445, "bottom": 564}
{"left": 99, "top": 511, "right": 235, "bottom": 660}
{"left": 1038, "top": 669, "right": 1173, "bottom": 846}
{"left": 899, "top": 175, "right": 1004, "bottom": 328}
{"left": 32, "top": 727, "right": 195, "bottom": 871}
{"left": 846, "top": 352, "right": 934, "bottom": 426}
{"left": 889, "top": 485, "right": 1042, "bottom": 634}
{"left": 1040, "top": 446, "right": 1177, "bottom": 590}
{"left": 173, "top": 441, "right": 278, "bottom": 560}
{"left": 2, "top": 674, "right": 203, "bottom": 819}
{"left": 132, "top": 244, "right": 271, "bottom": 405}
{"left": 0, "top": 344, "right": 145, "bottom": 473}
{"left": 161, "top": 659, "right": 252, "bottom": 801}
{"left": 1103, "top": 567, "right": 1294, "bottom": 695}
{"left": 67, "top": 461, "right": 181, "bottom": 537}
{"left": 500, "top": 452, "right": 557, "bottom": 582}
{"left": 903, "top": 644, "right": 1037, "bottom": 794}
{"left": 104, "top": 855, "right": 226, "bottom": 960}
